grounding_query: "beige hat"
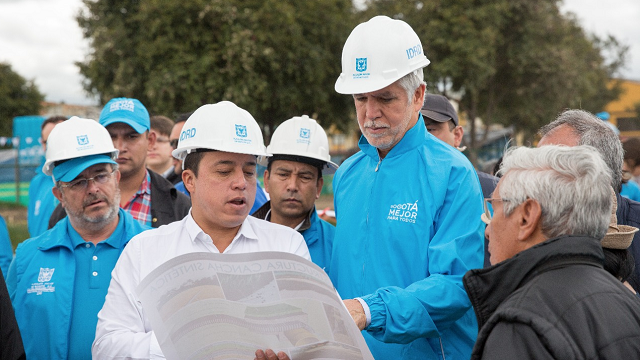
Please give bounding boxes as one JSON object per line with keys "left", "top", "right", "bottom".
{"left": 601, "top": 188, "right": 638, "bottom": 249}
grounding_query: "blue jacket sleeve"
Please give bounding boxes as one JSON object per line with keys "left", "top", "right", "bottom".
{"left": 360, "top": 166, "right": 485, "bottom": 343}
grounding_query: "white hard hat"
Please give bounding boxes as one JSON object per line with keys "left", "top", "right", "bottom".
{"left": 335, "top": 15, "right": 430, "bottom": 94}
{"left": 260, "top": 115, "right": 339, "bottom": 175}
{"left": 172, "top": 101, "right": 268, "bottom": 160}
{"left": 43, "top": 116, "right": 118, "bottom": 178}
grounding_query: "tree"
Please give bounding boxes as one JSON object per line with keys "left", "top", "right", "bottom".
{"left": 360, "top": 0, "right": 627, "bottom": 164}
{"left": 77, "top": 0, "right": 357, "bottom": 140}
{"left": 0, "top": 63, "right": 44, "bottom": 136}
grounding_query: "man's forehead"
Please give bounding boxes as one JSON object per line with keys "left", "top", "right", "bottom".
{"left": 538, "top": 124, "right": 579, "bottom": 147}
{"left": 206, "top": 151, "right": 256, "bottom": 165}
{"left": 353, "top": 82, "right": 403, "bottom": 98}
{"left": 106, "top": 122, "right": 139, "bottom": 135}
{"left": 271, "top": 159, "right": 316, "bottom": 173}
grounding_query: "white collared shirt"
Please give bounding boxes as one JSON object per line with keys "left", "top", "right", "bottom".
{"left": 92, "top": 213, "right": 310, "bottom": 359}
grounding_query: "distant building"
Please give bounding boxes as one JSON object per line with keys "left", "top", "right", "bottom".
{"left": 606, "top": 79, "right": 640, "bottom": 139}
{"left": 40, "top": 101, "right": 101, "bottom": 120}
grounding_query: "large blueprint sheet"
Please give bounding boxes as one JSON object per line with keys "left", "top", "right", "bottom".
{"left": 136, "top": 251, "right": 374, "bottom": 360}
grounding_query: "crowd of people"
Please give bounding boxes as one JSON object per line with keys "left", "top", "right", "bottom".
{"left": 1, "top": 14, "right": 640, "bottom": 360}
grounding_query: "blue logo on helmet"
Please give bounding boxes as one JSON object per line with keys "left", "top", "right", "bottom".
{"left": 77, "top": 135, "right": 89, "bottom": 146}
{"left": 180, "top": 128, "right": 196, "bottom": 141}
{"left": 235, "top": 125, "right": 247, "bottom": 138}
{"left": 300, "top": 128, "right": 310, "bottom": 139}
{"left": 406, "top": 44, "right": 423, "bottom": 60}
{"left": 356, "top": 58, "right": 367, "bottom": 72}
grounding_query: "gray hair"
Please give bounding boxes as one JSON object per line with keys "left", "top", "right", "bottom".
{"left": 498, "top": 145, "right": 611, "bottom": 240}
{"left": 539, "top": 109, "right": 623, "bottom": 191}
{"left": 397, "top": 69, "right": 426, "bottom": 104}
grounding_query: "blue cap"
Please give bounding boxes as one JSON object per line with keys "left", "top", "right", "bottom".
{"left": 99, "top": 98, "right": 150, "bottom": 134}
{"left": 52, "top": 154, "right": 116, "bottom": 182}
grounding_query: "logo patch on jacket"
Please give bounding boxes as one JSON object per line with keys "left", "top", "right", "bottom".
{"left": 387, "top": 200, "right": 418, "bottom": 224}
{"left": 27, "top": 268, "right": 56, "bottom": 295}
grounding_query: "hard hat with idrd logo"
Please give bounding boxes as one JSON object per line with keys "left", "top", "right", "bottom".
{"left": 259, "top": 115, "right": 339, "bottom": 175}
{"left": 334, "top": 15, "right": 430, "bottom": 95}
{"left": 172, "top": 101, "right": 269, "bottom": 161}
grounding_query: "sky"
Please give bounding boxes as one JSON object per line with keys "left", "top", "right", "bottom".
{"left": 0, "top": 0, "right": 639, "bottom": 106}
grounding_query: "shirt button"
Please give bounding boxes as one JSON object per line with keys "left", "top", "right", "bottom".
{"left": 92, "top": 272, "right": 98, "bottom": 276}
{"left": 93, "top": 256, "right": 98, "bottom": 261}
{"left": 85, "top": 243, "right": 91, "bottom": 248}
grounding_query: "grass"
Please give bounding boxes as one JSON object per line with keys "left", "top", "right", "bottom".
{"left": 0, "top": 182, "right": 30, "bottom": 206}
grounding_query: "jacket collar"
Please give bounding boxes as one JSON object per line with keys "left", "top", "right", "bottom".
{"left": 463, "top": 235, "right": 604, "bottom": 328}
{"left": 252, "top": 200, "right": 314, "bottom": 233}
{"left": 358, "top": 113, "right": 426, "bottom": 161}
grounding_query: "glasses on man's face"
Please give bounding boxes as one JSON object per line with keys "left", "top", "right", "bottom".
{"left": 169, "top": 139, "right": 179, "bottom": 149}
{"left": 59, "top": 170, "right": 116, "bottom": 192}
{"left": 482, "top": 197, "right": 510, "bottom": 225}
{"left": 156, "top": 137, "right": 171, "bottom": 144}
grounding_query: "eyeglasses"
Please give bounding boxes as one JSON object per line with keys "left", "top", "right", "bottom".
{"left": 156, "top": 137, "right": 171, "bottom": 144}
{"left": 170, "top": 139, "right": 179, "bottom": 149}
{"left": 482, "top": 197, "right": 511, "bottom": 224}
{"left": 59, "top": 170, "right": 116, "bottom": 192}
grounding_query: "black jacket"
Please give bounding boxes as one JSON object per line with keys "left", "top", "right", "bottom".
{"left": 616, "top": 192, "right": 640, "bottom": 292}
{"left": 463, "top": 236, "right": 640, "bottom": 360}
{"left": 0, "top": 269, "right": 25, "bottom": 360}
{"left": 48, "top": 170, "right": 191, "bottom": 229}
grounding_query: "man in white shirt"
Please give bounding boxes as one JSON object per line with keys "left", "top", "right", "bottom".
{"left": 93, "top": 101, "right": 310, "bottom": 359}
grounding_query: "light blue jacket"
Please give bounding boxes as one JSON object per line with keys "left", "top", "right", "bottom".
{"left": 7, "top": 209, "right": 147, "bottom": 360}
{"left": 0, "top": 215, "right": 12, "bottom": 277}
{"left": 331, "top": 115, "right": 484, "bottom": 359}
{"left": 27, "top": 165, "right": 58, "bottom": 237}
{"left": 301, "top": 207, "right": 335, "bottom": 274}
{"left": 621, "top": 180, "right": 640, "bottom": 202}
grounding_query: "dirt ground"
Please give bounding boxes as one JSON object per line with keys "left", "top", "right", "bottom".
{"left": 0, "top": 207, "right": 27, "bottom": 224}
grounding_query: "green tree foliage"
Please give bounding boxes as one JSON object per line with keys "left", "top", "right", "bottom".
{"left": 77, "top": 0, "right": 356, "bottom": 139}
{"left": 361, "top": 0, "right": 627, "bottom": 162}
{"left": 0, "top": 63, "right": 44, "bottom": 136}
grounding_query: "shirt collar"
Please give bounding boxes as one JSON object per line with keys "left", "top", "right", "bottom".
{"left": 185, "top": 211, "right": 259, "bottom": 249}
{"left": 251, "top": 200, "right": 312, "bottom": 233}
{"left": 66, "top": 208, "right": 126, "bottom": 249}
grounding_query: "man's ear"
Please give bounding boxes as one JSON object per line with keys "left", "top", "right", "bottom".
{"left": 182, "top": 169, "right": 196, "bottom": 194}
{"left": 52, "top": 186, "right": 64, "bottom": 208}
{"left": 412, "top": 84, "right": 427, "bottom": 112}
{"left": 263, "top": 169, "right": 271, "bottom": 194}
{"left": 517, "top": 199, "right": 543, "bottom": 243}
{"left": 147, "top": 130, "right": 157, "bottom": 149}
{"left": 453, "top": 125, "right": 464, "bottom": 148}
{"left": 316, "top": 176, "right": 324, "bottom": 199}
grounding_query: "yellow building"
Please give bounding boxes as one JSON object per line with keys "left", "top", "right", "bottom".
{"left": 606, "top": 79, "right": 640, "bottom": 138}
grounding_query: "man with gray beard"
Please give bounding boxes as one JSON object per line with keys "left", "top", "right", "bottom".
{"left": 6, "top": 117, "right": 148, "bottom": 360}
{"left": 330, "top": 15, "right": 484, "bottom": 359}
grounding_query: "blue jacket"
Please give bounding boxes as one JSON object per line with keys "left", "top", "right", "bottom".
{"left": 0, "top": 215, "right": 12, "bottom": 277}
{"left": 7, "top": 209, "right": 147, "bottom": 360}
{"left": 301, "top": 207, "right": 335, "bottom": 274}
{"left": 331, "top": 115, "right": 484, "bottom": 359}
{"left": 27, "top": 165, "right": 58, "bottom": 237}
{"left": 621, "top": 180, "right": 640, "bottom": 202}
{"left": 252, "top": 202, "right": 335, "bottom": 272}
